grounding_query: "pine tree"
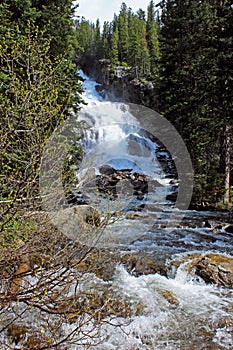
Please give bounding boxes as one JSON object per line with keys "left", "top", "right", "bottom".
{"left": 128, "top": 10, "right": 141, "bottom": 68}
{"left": 94, "top": 18, "right": 102, "bottom": 58}
{"left": 102, "top": 21, "right": 111, "bottom": 58}
{"left": 118, "top": 3, "right": 129, "bottom": 64}
{"left": 110, "top": 16, "right": 119, "bottom": 65}
{"left": 137, "top": 9, "right": 150, "bottom": 76}
{"left": 146, "top": 0, "right": 160, "bottom": 76}
{"left": 0, "top": 0, "right": 78, "bottom": 58}
{"left": 158, "top": 0, "right": 233, "bottom": 205}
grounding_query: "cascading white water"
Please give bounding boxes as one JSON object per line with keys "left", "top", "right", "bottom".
{"left": 1, "top": 71, "right": 231, "bottom": 350}
{"left": 74, "top": 71, "right": 233, "bottom": 350}
{"left": 78, "top": 70, "right": 170, "bottom": 181}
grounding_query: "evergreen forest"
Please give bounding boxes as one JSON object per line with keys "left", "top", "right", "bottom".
{"left": 0, "top": 1, "right": 233, "bottom": 349}
{"left": 75, "top": 0, "right": 233, "bottom": 208}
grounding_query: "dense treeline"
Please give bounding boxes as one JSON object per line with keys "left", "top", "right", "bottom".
{"left": 159, "top": 0, "right": 233, "bottom": 206}
{"left": 75, "top": 0, "right": 233, "bottom": 208}
{"left": 75, "top": 1, "right": 160, "bottom": 77}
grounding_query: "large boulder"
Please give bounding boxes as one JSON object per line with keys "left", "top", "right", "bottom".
{"left": 194, "top": 254, "right": 233, "bottom": 288}
{"left": 51, "top": 205, "right": 101, "bottom": 243}
{"left": 73, "top": 205, "right": 101, "bottom": 227}
{"left": 120, "top": 252, "right": 168, "bottom": 277}
{"left": 99, "top": 164, "right": 116, "bottom": 175}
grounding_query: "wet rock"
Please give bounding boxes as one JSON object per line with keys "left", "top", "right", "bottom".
{"left": 120, "top": 252, "right": 168, "bottom": 277}
{"left": 166, "top": 192, "right": 178, "bottom": 202}
{"left": 74, "top": 249, "right": 168, "bottom": 280}
{"left": 224, "top": 224, "right": 233, "bottom": 234}
{"left": 159, "top": 290, "right": 179, "bottom": 306}
{"left": 194, "top": 254, "right": 233, "bottom": 288}
{"left": 176, "top": 221, "right": 196, "bottom": 229}
{"left": 95, "top": 84, "right": 106, "bottom": 98}
{"left": 99, "top": 164, "right": 116, "bottom": 175}
{"left": 204, "top": 220, "right": 212, "bottom": 228}
{"left": 125, "top": 211, "right": 150, "bottom": 220}
{"left": 66, "top": 190, "right": 89, "bottom": 205}
{"left": 96, "top": 168, "right": 163, "bottom": 201}
{"left": 203, "top": 220, "right": 224, "bottom": 230}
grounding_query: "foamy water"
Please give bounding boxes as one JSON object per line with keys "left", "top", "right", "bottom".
{"left": 1, "top": 71, "right": 231, "bottom": 350}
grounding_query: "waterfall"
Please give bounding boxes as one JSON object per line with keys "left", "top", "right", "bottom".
{"left": 1, "top": 70, "right": 232, "bottom": 350}
{"left": 76, "top": 71, "right": 178, "bottom": 218}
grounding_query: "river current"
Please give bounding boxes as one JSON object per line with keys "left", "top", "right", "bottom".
{"left": 73, "top": 71, "right": 233, "bottom": 350}
{"left": 1, "top": 71, "right": 232, "bottom": 350}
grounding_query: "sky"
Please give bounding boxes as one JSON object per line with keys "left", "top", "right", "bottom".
{"left": 74, "top": 0, "right": 160, "bottom": 25}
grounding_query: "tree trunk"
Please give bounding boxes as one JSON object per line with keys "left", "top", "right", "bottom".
{"left": 223, "top": 125, "right": 231, "bottom": 204}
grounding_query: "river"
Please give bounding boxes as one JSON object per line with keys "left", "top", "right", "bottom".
{"left": 1, "top": 71, "right": 232, "bottom": 350}
{"left": 72, "top": 71, "right": 233, "bottom": 350}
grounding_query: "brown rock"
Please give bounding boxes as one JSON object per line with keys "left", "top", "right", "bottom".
{"left": 160, "top": 290, "right": 179, "bottom": 306}
{"left": 8, "top": 256, "right": 30, "bottom": 294}
{"left": 120, "top": 252, "right": 168, "bottom": 277}
{"left": 195, "top": 254, "right": 233, "bottom": 288}
{"left": 74, "top": 205, "right": 101, "bottom": 227}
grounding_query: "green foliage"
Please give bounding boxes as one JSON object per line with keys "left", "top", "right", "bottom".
{"left": 0, "top": 5, "right": 83, "bottom": 239}
{"left": 158, "top": 0, "right": 233, "bottom": 205}
{"left": 146, "top": 1, "right": 160, "bottom": 76}
{"left": 75, "top": 2, "right": 159, "bottom": 77}
{"left": 111, "top": 19, "right": 119, "bottom": 65}
{"left": 73, "top": 0, "right": 232, "bottom": 207}
{"left": 0, "top": 0, "right": 79, "bottom": 58}
{"left": 0, "top": 212, "right": 36, "bottom": 249}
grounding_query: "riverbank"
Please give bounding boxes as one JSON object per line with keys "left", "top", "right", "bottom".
{"left": 1, "top": 72, "right": 232, "bottom": 350}
{"left": 0, "top": 207, "right": 232, "bottom": 349}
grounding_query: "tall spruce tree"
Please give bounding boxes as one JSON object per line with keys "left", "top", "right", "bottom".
{"left": 128, "top": 10, "right": 141, "bottom": 67}
{"left": 110, "top": 17, "right": 119, "bottom": 65}
{"left": 137, "top": 9, "right": 151, "bottom": 76}
{"left": 146, "top": 0, "right": 160, "bottom": 76}
{"left": 158, "top": 0, "right": 233, "bottom": 205}
{"left": 118, "top": 3, "right": 129, "bottom": 64}
{"left": 102, "top": 21, "right": 111, "bottom": 59}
